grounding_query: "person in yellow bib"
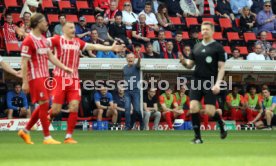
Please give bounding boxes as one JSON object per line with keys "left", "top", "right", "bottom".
{"left": 159, "top": 86, "right": 184, "bottom": 130}
{"left": 244, "top": 85, "right": 262, "bottom": 122}
{"left": 174, "top": 85, "right": 190, "bottom": 121}
{"left": 226, "top": 86, "right": 246, "bottom": 121}
{"left": 250, "top": 87, "right": 276, "bottom": 130}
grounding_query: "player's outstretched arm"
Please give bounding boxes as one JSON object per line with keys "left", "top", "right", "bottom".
{"left": 47, "top": 51, "right": 73, "bottom": 74}
{"left": 0, "top": 61, "right": 21, "bottom": 78}
{"left": 85, "top": 41, "right": 123, "bottom": 52}
{"left": 21, "top": 57, "right": 30, "bottom": 94}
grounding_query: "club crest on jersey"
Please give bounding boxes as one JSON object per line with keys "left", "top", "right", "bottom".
{"left": 201, "top": 49, "right": 206, "bottom": 53}
{"left": 40, "top": 92, "right": 44, "bottom": 98}
{"left": 22, "top": 46, "right": 29, "bottom": 53}
{"left": 206, "top": 56, "right": 212, "bottom": 63}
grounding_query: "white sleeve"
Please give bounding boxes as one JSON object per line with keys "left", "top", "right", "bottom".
{"left": 0, "top": 56, "right": 3, "bottom": 62}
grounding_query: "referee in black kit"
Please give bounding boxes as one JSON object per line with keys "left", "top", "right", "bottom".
{"left": 179, "top": 21, "right": 227, "bottom": 144}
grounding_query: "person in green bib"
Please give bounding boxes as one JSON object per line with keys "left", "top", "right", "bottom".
{"left": 159, "top": 86, "right": 184, "bottom": 130}
{"left": 244, "top": 85, "right": 262, "bottom": 122}
{"left": 226, "top": 86, "right": 246, "bottom": 121}
{"left": 174, "top": 85, "right": 190, "bottom": 120}
{"left": 250, "top": 87, "right": 276, "bottom": 130}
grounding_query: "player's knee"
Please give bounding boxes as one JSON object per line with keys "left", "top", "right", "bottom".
{"left": 69, "top": 104, "right": 79, "bottom": 112}
{"left": 265, "top": 111, "right": 272, "bottom": 117}
{"left": 144, "top": 111, "right": 150, "bottom": 117}
{"left": 113, "top": 109, "right": 118, "bottom": 116}
{"left": 98, "top": 109, "right": 104, "bottom": 114}
{"left": 190, "top": 104, "right": 199, "bottom": 113}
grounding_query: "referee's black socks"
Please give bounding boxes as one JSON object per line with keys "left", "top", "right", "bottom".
{"left": 191, "top": 113, "right": 201, "bottom": 139}
{"left": 213, "top": 112, "right": 225, "bottom": 132}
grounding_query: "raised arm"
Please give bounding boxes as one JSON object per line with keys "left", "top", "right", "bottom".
{"left": 85, "top": 41, "right": 123, "bottom": 52}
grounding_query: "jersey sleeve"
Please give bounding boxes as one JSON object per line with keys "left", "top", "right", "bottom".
{"left": 0, "top": 56, "right": 3, "bottom": 62}
{"left": 94, "top": 92, "right": 101, "bottom": 103}
{"left": 21, "top": 38, "right": 35, "bottom": 58}
{"left": 272, "top": 96, "right": 276, "bottom": 104}
{"left": 185, "top": 96, "right": 190, "bottom": 108}
{"left": 47, "top": 35, "right": 59, "bottom": 48}
{"left": 159, "top": 95, "right": 165, "bottom": 104}
{"left": 226, "top": 95, "right": 231, "bottom": 103}
{"left": 173, "top": 95, "right": 178, "bottom": 105}
{"left": 217, "top": 43, "right": 226, "bottom": 62}
{"left": 240, "top": 95, "right": 245, "bottom": 104}
{"left": 243, "top": 94, "right": 249, "bottom": 103}
{"left": 77, "top": 38, "right": 88, "bottom": 51}
{"left": 189, "top": 49, "right": 196, "bottom": 61}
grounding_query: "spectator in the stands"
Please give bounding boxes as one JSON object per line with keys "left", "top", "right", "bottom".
{"left": 173, "top": 31, "right": 184, "bottom": 56}
{"left": 268, "top": 48, "right": 276, "bottom": 60}
{"left": 196, "top": 0, "right": 215, "bottom": 15}
{"left": 109, "top": 14, "right": 132, "bottom": 48}
{"left": 54, "top": 14, "right": 66, "bottom": 36}
{"left": 94, "top": 0, "right": 110, "bottom": 14}
{"left": 184, "top": 29, "right": 200, "bottom": 49}
{"left": 20, "top": 0, "right": 41, "bottom": 18}
{"left": 143, "top": 42, "right": 159, "bottom": 58}
{"left": 165, "top": 41, "right": 178, "bottom": 59}
{"left": 255, "top": 31, "right": 272, "bottom": 56}
{"left": 18, "top": 12, "right": 31, "bottom": 39}
{"left": 228, "top": 47, "right": 244, "bottom": 60}
{"left": 230, "top": 0, "right": 253, "bottom": 18}
{"left": 122, "top": 1, "right": 138, "bottom": 30}
{"left": 247, "top": 43, "right": 266, "bottom": 60}
{"left": 91, "top": 15, "right": 113, "bottom": 41}
{"left": 182, "top": 45, "right": 192, "bottom": 59}
{"left": 88, "top": 29, "right": 103, "bottom": 58}
{"left": 139, "top": 2, "right": 159, "bottom": 31}
{"left": 131, "top": 14, "right": 151, "bottom": 45}
{"left": 116, "top": 43, "right": 128, "bottom": 58}
{"left": 153, "top": 30, "right": 167, "bottom": 57}
{"left": 132, "top": 0, "right": 147, "bottom": 14}
{"left": 6, "top": 83, "right": 30, "bottom": 119}
{"left": 93, "top": 86, "right": 118, "bottom": 126}
{"left": 143, "top": 88, "right": 161, "bottom": 130}
{"left": 180, "top": 0, "right": 201, "bottom": 17}
{"left": 75, "top": 16, "right": 91, "bottom": 42}
{"left": 133, "top": 43, "right": 144, "bottom": 58}
{"left": 104, "top": 1, "right": 122, "bottom": 24}
{"left": 256, "top": 1, "right": 276, "bottom": 34}
{"left": 216, "top": 0, "right": 236, "bottom": 25}
{"left": 239, "top": 6, "right": 257, "bottom": 33}
{"left": 1, "top": 12, "right": 22, "bottom": 43}
{"left": 250, "top": 0, "right": 264, "bottom": 14}
{"left": 96, "top": 40, "right": 118, "bottom": 58}
{"left": 156, "top": 4, "right": 175, "bottom": 31}
{"left": 165, "top": 0, "right": 184, "bottom": 17}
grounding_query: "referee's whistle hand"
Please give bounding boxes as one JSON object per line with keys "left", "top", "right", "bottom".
{"left": 212, "top": 85, "right": 220, "bottom": 95}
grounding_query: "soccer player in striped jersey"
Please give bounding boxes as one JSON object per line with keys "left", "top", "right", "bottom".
{"left": 47, "top": 21, "right": 123, "bottom": 144}
{"left": 18, "top": 13, "right": 73, "bottom": 145}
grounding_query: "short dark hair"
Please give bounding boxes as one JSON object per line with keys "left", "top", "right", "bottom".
{"left": 145, "top": 42, "right": 152, "bottom": 48}
{"left": 269, "top": 48, "right": 276, "bottom": 52}
{"left": 58, "top": 14, "right": 66, "bottom": 19}
{"left": 175, "top": 31, "right": 182, "bottom": 36}
{"left": 5, "top": 12, "right": 12, "bottom": 17}
{"left": 30, "top": 13, "right": 45, "bottom": 29}
{"left": 23, "top": 12, "right": 31, "bottom": 17}
{"left": 202, "top": 21, "right": 214, "bottom": 31}
{"left": 145, "top": 2, "right": 152, "bottom": 6}
{"left": 232, "top": 47, "right": 240, "bottom": 53}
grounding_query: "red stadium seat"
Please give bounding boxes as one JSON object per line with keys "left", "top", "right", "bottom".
{"left": 126, "top": 30, "right": 132, "bottom": 39}
{"left": 266, "top": 32, "right": 274, "bottom": 41}
{"left": 227, "top": 32, "right": 244, "bottom": 47}
{"left": 67, "top": 15, "right": 78, "bottom": 23}
{"left": 47, "top": 14, "right": 59, "bottom": 24}
{"left": 58, "top": 1, "right": 75, "bottom": 13}
{"left": 76, "top": 1, "right": 93, "bottom": 14}
{"left": 223, "top": 46, "right": 231, "bottom": 54}
{"left": 219, "top": 18, "right": 232, "bottom": 31}
{"left": 83, "top": 15, "right": 95, "bottom": 24}
{"left": 185, "top": 17, "right": 199, "bottom": 28}
{"left": 146, "top": 31, "right": 156, "bottom": 39}
{"left": 41, "top": 0, "right": 57, "bottom": 13}
{"left": 213, "top": 32, "right": 224, "bottom": 40}
{"left": 236, "top": 46, "right": 248, "bottom": 55}
{"left": 235, "top": 18, "right": 240, "bottom": 28}
{"left": 170, "top": 17, "right": 181, "bottom": 25}
{"left": 182, "top": 31, "right": 189, "bottom": 40}
{"left": 4, "top": 0, "right": 18, "bottom": 8}
{"left": 243, "top": 32, "right": 257, "bottom": 43}
{"left": 202, "top": 17, "right": 217, "bottom": 25}
{"left": 165, "top": 31, "right": 172, "bottom": 39}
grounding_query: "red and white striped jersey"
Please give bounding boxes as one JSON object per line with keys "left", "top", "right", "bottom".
{"left": 3, "top": 23, "right": 18, "bottom": 43}
{"left": 21, "top": 32, "right": 50, "bottom": 81}
{"left": 48, "top": 35, "right": 87, "bottom": 78}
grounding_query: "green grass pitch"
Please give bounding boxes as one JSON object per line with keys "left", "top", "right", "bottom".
{"left": 0, "top": 130, "right": 276, "bottom": 166}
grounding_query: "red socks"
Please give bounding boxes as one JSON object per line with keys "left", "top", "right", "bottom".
{"left": 165, "top": 112, "right": 174, "bottom": 129}
{"left": 26, "top": 106, "right": 40, "bottom": 131}
{"left": 67, "top": 112, "right": 78, "bottom": 134}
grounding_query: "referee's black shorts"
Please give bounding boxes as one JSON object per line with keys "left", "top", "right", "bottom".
{"left": 189, "top": 77, "right": 217, "bottom": 106}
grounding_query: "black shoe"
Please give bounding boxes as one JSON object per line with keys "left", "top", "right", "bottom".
{"left": 220, "top": 127, "right": 228, "bottom": 139}
{"left": 192, "top": 138, "right": 203, "bottom": 144}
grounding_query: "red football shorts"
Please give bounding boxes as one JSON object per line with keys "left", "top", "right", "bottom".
{"left": 29, "top": 77, "right": 50, "bottom": 103}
